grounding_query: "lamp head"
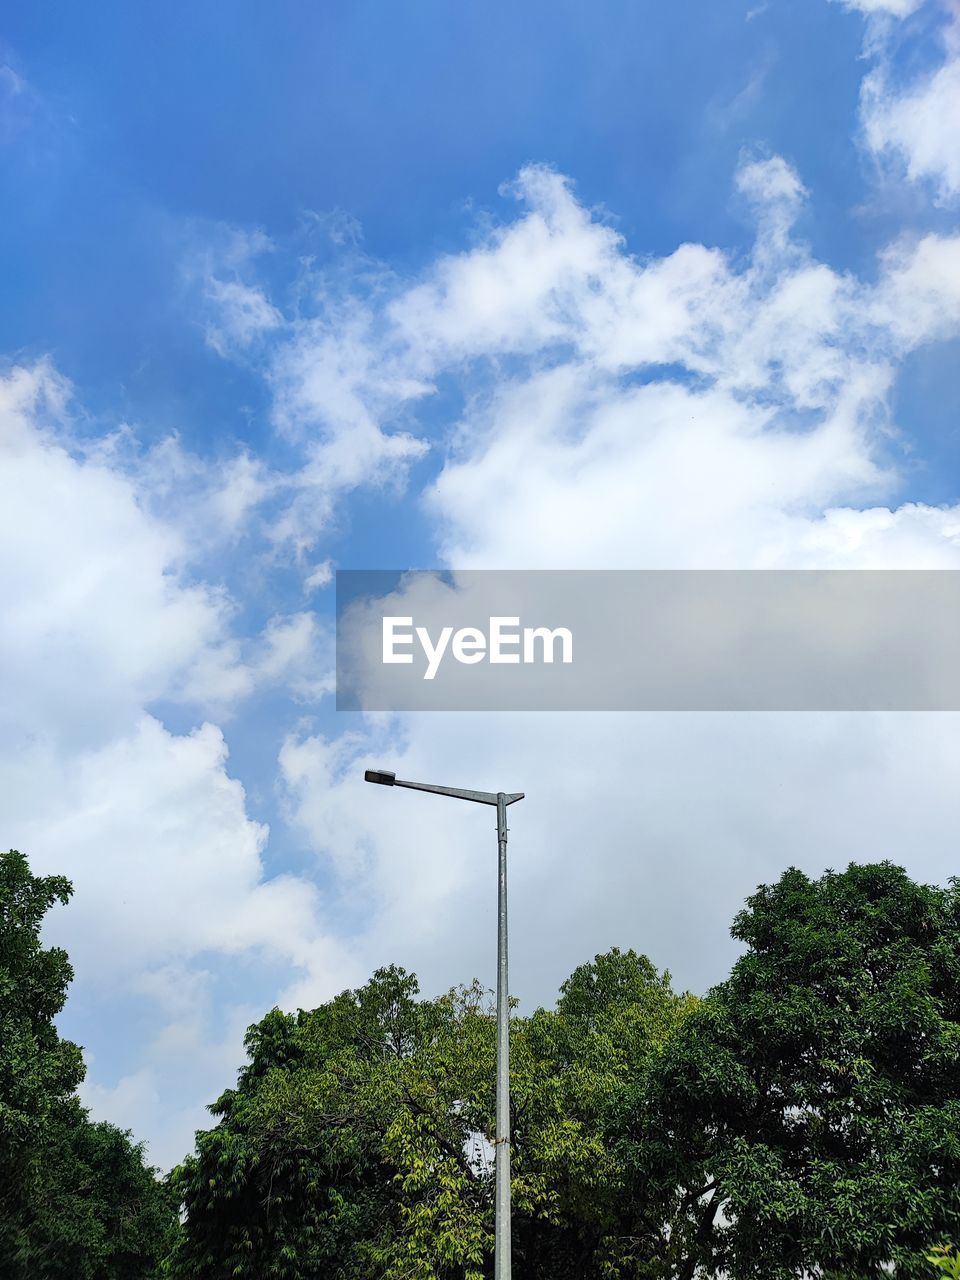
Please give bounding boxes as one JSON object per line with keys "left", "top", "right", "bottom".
{"left": 364, "top": 769, "right": 396, "bottom": 786}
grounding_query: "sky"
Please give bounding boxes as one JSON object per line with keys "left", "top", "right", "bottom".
{"left": 1, "top": 0, "right": 959, "bottom": 1170}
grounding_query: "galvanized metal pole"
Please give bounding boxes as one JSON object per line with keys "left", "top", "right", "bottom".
{"left": 363, "top": 770, "right": 522, "bottom": 1277}
{"left": 495, "top": 791, "right": 511, "bottom": 1280}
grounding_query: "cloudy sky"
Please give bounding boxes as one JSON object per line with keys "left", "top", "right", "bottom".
{"left": 2, "top": 0, "right": 959, "bottom": 1169}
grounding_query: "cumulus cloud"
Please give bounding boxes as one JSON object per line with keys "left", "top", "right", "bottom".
{"left": 240, "top": 159, "right": 958, "bottom": 572}
{"left": 0, "top": 363, "right": 355, "bottom": 1164}
{"left": 21, "top": 124, "right": 958, "bottom": 1167}
{"left": 0, "top": 365, "right": 251, "bottom": 739}
{"left": 267, "top": 157, "right": 960, "bottom": 1036}
{"left": 862, "top": 56, "right": 960, "bottom": 200}
{"left": 7, "top": 716, "right": 345, "bottom": 986}
{"left": 280, "top": 712, "right": 960, "bottom": 1012}
{"left": 736, "top": 153, "right": 808, "bottom": 206}
{"left": 847, "top": 0, "right": 960, "bottom": 202}
{"left": 195, "top": 145, "right": 955, "bottom": 571}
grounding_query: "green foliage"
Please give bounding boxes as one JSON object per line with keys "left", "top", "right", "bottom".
{"left": 511, "top": 949, "right": 697, "bottom": 1277}
{"left": 0, "top": 849, "right": 84, "bottom": 1195}
{"left": 7, "top": 1097, "right": 179, "bottom": 1279}
{"left": 165, "top": 970, "right": 418, "bottom": 1279}
{"left": 11, "top": 842, "right": 957, "bottom": 1279}
{"left": 626, "top": 862, "right": 960, "bottom": 1279}
{"left": 168, "top": 950, "right": 694, "bottom": 1279}
{"left": 0, "top": 849, "right": 177, "bottom": 1278}
{"left": 928, "top": 1245, "right": 960, "bottom": 1278}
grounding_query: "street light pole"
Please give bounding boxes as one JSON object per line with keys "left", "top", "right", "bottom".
{"left": 364, "top": 769, "right": 524, "bottom": 1280}
{"left": 494, "top": 790, "right": 510, "bottom": 1277}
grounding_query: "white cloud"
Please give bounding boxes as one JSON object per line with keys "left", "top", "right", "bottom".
{"left": 5, "top": 713, "right": 353, "bottom": 1165}
{"left": 838, "top": 0, "right": 923, "bottom": 15}
{"left": 204, "top": 278, "right": 283, "bottom": 354}
{"left": 375, "top": 162, "right": 960, "bottom": 571}
{"left": 102, "top": 431, "right": 279, "bottom": 554}
{"left": 249, "top": 611, "right": 333, "bottom": 700}
{"left": 0, "top": 365, "right": 252, "bottom": 739}
{"left": 0, "top": 363, "right": 356, "bottom": 1166}
{"left": 846, "top": 0, "right": 960, "bottom": 202}
{"left": 195, "top": 152, "right": 952, "bottom": 570}
{"left": 388, "top": 167, "right": 626, "bottom": 362}
{"left": 736, "top": 153, "right": 808, "bottom": 206}
{"left": 271, "top": 156, "right": 960, "bottom": 1047}
{"left": 187, "top": 225, "right": 283, "bottom": 356}
{"left": 264, "top": 420, "right": 427, "bottom": 558}
{"left": 862, "top": 56, "right": 960, "bottom": 200}
{"left": 280, "top": 712, "right": 960, "bottom": 1014}
{"left": 196, "top": 246, "right": 431, "bottom": 558}
{"left": 304, "top": 558, "right": 333, "bottom": 592}
{"left": 873, "top": 232, "right": 960, "bottom": 341}
{"left": 14, "top": 126, "right": 959, "bottom": 1171}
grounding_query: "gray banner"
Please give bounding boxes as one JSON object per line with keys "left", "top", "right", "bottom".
{"left": 335, "top": 570, "right": 960, "bottom": 711}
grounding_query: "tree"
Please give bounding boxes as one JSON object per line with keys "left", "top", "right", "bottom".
{"left": 0, "top": 850, "right": 177, "bottom": 1278}
{"left": 0, "top": 850, "right": 85, "bottom": 1245}
{"left": 168, "top": 950, "right": 694, "bottom": 1279}
{"left": 165, "top": 973, "right": 416, "bottom": 1279}
{"left": 9, "top": 1097, "right": 178, "bottom": 1280}
{"left": 928, "top": 1246, "right": 960, "bottom": 1279}
{"left": 625, "top": 862, "right": 960, "bottom": 1279}
{"left": 510, "top": 949, "right": 697, "bottom": 1277}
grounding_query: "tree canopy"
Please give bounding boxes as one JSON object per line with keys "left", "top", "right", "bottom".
{"left": 0, "top": 850, "right": 177, "bottom": 1278}
{"left": 167, "top": 950, "right": 695, "bottom": 1279}
{"left": 0, "top": 849, "right": 84, "bottom": 1210}
{"left": 169, "top": 863, "right": 960, "bottom": 1279}
{"left": 5, "top": 845, "right": 959, "bottom": 1279}
{"left": 625, "top": 862, "right": 960, "bottom": 1279}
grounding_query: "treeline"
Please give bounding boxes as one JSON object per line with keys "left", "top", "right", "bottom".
{"left": 2, "top": 848, "right": 960, "bottom": 1278}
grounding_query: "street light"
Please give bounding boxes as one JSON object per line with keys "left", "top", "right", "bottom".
{"left": 364, "top": 768, "right": 524, "bottom": 1280}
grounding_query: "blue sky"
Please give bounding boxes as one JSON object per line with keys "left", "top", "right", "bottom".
{"left": 0, "top": 2, "right": 937, "bottom": 413}
{"left": 2, "top": 0, "right": 959, "bottom": 1167}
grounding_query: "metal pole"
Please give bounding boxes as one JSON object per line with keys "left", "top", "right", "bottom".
{"left": 495, "top": 791, "right": 511, "bottom": 1280}
{"left": 363, "top": 770, "right": 522, "bottom": 1277}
